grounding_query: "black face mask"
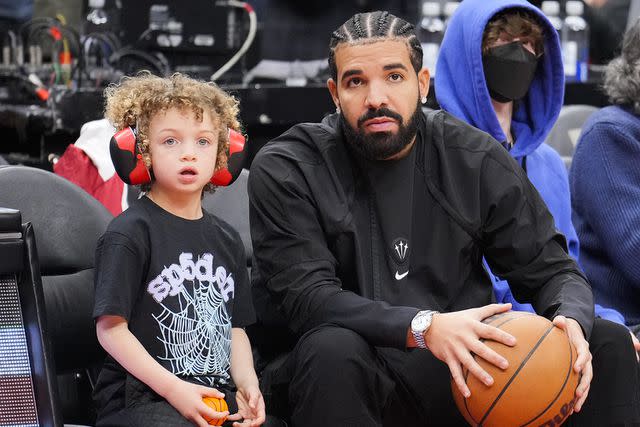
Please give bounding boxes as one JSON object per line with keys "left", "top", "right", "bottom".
{"left": 482, "top": 41, "right": 540, "bottom": 103}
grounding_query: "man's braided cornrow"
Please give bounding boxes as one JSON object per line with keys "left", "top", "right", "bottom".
{"left": 328, "top": 11, "right": 423, "bottom": 81}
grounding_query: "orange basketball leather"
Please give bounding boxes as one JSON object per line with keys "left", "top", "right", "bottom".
{"left": 452, "top": 311, "right": 580, "bottom": 427}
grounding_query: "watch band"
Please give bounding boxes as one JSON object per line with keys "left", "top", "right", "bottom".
{"left": 413, "top": 328, "right": 427, "bottom": 349}
{"left": 411, "top": 310, "right": 438, "bottom": 349}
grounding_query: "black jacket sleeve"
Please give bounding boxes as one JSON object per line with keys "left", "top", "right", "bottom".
{"left": 249, "top": 148, "right": 419, "bottom": 349}
{"left": 479, "top": 148, "right": 594, "bottom": 338}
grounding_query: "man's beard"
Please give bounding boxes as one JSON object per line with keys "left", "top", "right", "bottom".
{"left": 340, "top": 98, "right": 422, "bottom": 161}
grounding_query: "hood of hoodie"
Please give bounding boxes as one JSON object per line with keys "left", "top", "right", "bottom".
{"left": 435, "top": 0, "right": 564, "bottom": 158}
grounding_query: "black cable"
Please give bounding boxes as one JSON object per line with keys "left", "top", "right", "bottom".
{"left": 84, "top": 32, "right": 118, "bottom": 54}
{"left": 19, "top": 17, "right": 57, "bottom": 41}
{"left": 109, "top": 47, "right": 170, "bottom": 76}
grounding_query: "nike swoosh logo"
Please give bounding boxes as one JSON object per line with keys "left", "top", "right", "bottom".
{"left": 395, "top": 270, "right": 408, "bottom": 280}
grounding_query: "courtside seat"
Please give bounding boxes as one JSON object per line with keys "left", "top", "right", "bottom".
{"left": 545, "top": 105, "right": 598, "bottom": 170}
{"left": 202, "top": 169, "right": 252, "bottom": 266}
{"left": 0, "top": 165, "right": 112, "bottom": 425}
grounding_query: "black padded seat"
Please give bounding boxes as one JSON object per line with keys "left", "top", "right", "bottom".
{"left": 0, "top": 165, "right": 112, "bottom": 373}
{"left": 202, "top": 169, "right": 252, "bottom": 265}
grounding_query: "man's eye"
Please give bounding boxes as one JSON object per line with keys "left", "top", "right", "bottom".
{"left": 389, "top": 73, "right": 403, "bottom": 82}
{"left": 348, "top": 78, "right": 362, "bottom": 87}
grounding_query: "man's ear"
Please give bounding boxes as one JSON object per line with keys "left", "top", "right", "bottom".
{"left": 418, "top": 68, "right": 430, "bottom": 102}
{"left": 327, "top": 78, "right": 340, "bottom": 110}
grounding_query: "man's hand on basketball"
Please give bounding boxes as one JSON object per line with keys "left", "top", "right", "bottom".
{"left": 630, "top": 331, "right": 640, "bottom": 361}
{"left": 552, "top": 315, "right": 592, "bottom": 413}
{"left": 424, "top": 303, "right": 517, "bottom": 398}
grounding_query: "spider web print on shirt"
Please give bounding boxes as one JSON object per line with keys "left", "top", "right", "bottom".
{"left": 153, "top": 253, "right": 234, "bottom": 386}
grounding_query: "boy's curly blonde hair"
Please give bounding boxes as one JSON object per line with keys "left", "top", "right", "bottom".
{"left": 104, "top": 71, "right": 241, "bottom": 193}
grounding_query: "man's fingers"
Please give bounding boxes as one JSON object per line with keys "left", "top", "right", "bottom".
{"left": 448, "top": 360, "right": 471, "bottom": 398}
{"left": 477, "top": 323, "right": 516, "bottom": 347}
{"left": 551, "top": 316, "right": 593, "bottom": 413}
{"left": 477, "top": 303, "right": 512, "bottom": 320}
{"left": 469, "top": 339, "right": 509, "bottom": 370}
{"left": 572, "top": 338, "right": 591, "bottom": 373}
{"left": 552, "top": 315, "right": 567, "bottom": 330}
{"left": 574, "top": 383, "right": 591, "bottom": 413}
{"left": 575, "top": 360, "right": 593, "bottom": 403}
{"left": 553, "top": 316, "right": 590, "bottom": 372}
{"left": 574, "top": 362, "right": 592, "bottom": 412}
{"left": 458, "top": 350, "right": 494, "bottom": 387}
{"left": 629, "top": 332, "right": 640, "bottom": 359}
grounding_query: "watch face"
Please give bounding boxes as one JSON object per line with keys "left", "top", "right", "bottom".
{"left": 412, "top": 314, "right": 428, "bottom": 331}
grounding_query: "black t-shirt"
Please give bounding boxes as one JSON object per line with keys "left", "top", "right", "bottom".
{"left": 364, "top": 132, "right": 442, "bottom": 309}
{"left": 93, "top": 196, "right": 255, "bottom": 387}
{"left": 364, "top": 143, "right": 415, "bottom": 281}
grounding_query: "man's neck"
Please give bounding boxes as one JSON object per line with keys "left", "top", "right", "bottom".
{"left": 491, "top": 98, "right": 514, "bottom": 147}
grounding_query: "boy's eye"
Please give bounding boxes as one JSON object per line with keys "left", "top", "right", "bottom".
{"left": 198, "top": 138, "right": 211, "bottom": 146}
{"left": 163, "top": 138, "right": 177, "bottom": 146}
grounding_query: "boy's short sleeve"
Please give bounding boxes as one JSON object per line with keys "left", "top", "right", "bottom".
{"left": 93, "top": 231, "right": 146, "bottom": 321}
{"left": 230, "top": 237, "right": 255, "bottom": 328}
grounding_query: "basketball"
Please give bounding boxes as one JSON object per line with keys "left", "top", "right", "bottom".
{"left": 202, "top": 397, "right": 229, "bottom": 426}
{"left": 452, "top": 311, "right": 580, "bottom": 427}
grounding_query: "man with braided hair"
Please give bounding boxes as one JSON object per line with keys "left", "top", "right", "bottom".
{"left": 249, "top": 10, "right": 640, "bottom": 426}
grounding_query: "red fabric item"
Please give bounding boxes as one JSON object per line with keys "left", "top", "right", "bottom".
{"left": 54, "top": 145, "right": 125, "bottom": 216}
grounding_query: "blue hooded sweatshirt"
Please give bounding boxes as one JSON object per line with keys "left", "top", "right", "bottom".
{"left": 434, "top": 0, "right": 624, "bottom": 324}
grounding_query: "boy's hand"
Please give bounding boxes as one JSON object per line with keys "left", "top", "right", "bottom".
{"left": 227, "top": 384, "right": 266, "bottom": 426}
{"left": 163, "top": 378, "right": 228, "bottom": 427}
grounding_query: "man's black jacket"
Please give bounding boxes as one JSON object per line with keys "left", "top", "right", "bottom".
{"left": 248, "top": 110, "right": 594, "bottom": 350}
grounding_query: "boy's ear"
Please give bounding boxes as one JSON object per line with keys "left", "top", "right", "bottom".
{"left": 210, "top": 129, "right": 247, "bottom": 186}
{"left": 109, "top": 127, "right": 152, "bottom": 185}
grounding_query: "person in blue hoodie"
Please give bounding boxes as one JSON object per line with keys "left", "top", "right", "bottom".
{"left": 434, "top": 0, "right": 640, "bottom": 339}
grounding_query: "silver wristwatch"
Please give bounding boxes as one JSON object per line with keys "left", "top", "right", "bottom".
{"left": 411, "top": 310, "right": 438, "bottom": 349}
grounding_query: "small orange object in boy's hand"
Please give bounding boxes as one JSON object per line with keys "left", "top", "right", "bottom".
{"left": 202, "top": 397, "right": 229, "bottom": 426}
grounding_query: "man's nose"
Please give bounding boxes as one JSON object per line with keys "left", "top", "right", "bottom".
{"left": 365, "top": 80, "right": 389, "bottom": 109}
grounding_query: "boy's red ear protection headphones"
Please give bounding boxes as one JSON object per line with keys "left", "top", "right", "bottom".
{"left": 109, "top": 126, "right": 247, "bottom": 186}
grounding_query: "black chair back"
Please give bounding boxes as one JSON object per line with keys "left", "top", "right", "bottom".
{"left": 0, "top": 165, "right": 112, "bottom": 424}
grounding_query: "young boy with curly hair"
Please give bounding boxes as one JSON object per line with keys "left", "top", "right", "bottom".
{"left": 92, "top": 72, "right": 265, "bottom": 427}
